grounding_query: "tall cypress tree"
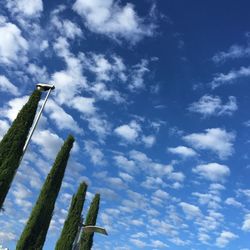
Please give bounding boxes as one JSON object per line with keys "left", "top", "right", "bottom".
{"left": 79, "top": 193, "right": 100, "bottom": 250}
{"left": 55, "top": 182, "right": 88, "bottom": 250}
{"left": 0, "top": 89, "right": 41, "bottom": 209}
{"left": 16, "top": 135, "right": 75, "bottom": 250}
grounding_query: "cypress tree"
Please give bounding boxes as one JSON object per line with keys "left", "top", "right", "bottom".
{"left": 55, "top": 182, "right": 88, "bottom": 250}
{"left": 79, "top": 193, "right": 100, "bottom": 250}
{"left": 16, "top": 135, "right": 75, "bottom": 250}
{"left": 0, "top": 89, "right": 41, "bottom": 209}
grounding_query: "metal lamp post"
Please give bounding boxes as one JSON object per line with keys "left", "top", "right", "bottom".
{"left": 72, "top": 219, "right": 108, "bottom": 250}
{"left": 22, "top": 83, "right": 55, "bottom": 156}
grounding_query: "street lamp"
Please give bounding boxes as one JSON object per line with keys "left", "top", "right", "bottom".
{"left": 22, "top": 83, "right": 55, "bottom": 155}
{"left": 72, "top": 221, "right": 108, "bottom": 250}
{"left": 82, "top": 225, "right": 108, "bottom": 235}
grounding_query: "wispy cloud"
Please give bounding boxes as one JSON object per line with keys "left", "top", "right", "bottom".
{"left": 212, "top": 44, "right": 250, "bottom": 63}
{"left": 209, "top": 66, "right": 250, "bottom": 89}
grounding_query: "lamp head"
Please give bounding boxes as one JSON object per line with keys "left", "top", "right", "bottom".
{"left": 36, "top": 83, "right": 55, "bottom": 91}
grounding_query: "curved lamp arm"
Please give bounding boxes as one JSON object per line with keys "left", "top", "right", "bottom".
{"left": 82, "top": 225, "right": 108, "bottom": 235}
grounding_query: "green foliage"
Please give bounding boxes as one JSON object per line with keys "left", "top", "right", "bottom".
{"left": 55, "top": 182, "right": 88, "bottom": 250}
{"left": 16, "top": 135, "right": 75, "bottom": 250}
{"left": 0, "top": 90, "right": 41, "bottom": 209}
{"left": 79, "top": 193, "right": 100, "bottom": 250}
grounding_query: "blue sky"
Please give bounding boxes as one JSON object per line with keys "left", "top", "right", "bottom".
{"left": 0, "top": 0, "right": 250, "bottom": 249}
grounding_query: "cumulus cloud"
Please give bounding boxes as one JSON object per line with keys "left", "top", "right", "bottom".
{"left": 69, "top": 96, "right": 96, "bottom": 115}
{"left": 225, "top": 197, "right": 243, "bottom": 208}
{"left": 0, "top": 95, "right": 28, "bottom": 121}
{"left": 216, "top": 231, "right": 238, "bottom": 248}
{"left": 0, "top": 232, "right": 16, "bottom": 242}
{"left": 242, "top": 214, "right": 250, "bottom": 231}
{"left": 151, "top": 240, "right": 168, "bottom": 248}
{"left": 87, "top": 54, "right": 127, "bottom": 82}
{"left": 84, "top": 140, "right": 105, "bottom": 165}
{"left": 45, "top": 99, "right": 83, "bottom": 134}
{"left": 113, "top": 155, "right": 136, "bottom": 173}
{"left": 183, "top": 128, "right": 235, "bottom": 159}
{"left": 0, "top": 19, "right": 28, "bottom": 65}
{"left": 0, "top": 75, "right": 19, "bottom": 96}
{"left": 188, "top": 95, "right": 237, "bottom": 117}
{"left": 142, "top": 135, "right": 156, "bottom": 148}
{"left": 51, "top": 37, "right": 87, "bottom": 104}
{"left": 130, "top": 238, "right": 147, "bottom": 248}
{"left": 179, "top": 202, "right": 201, "bottom": 219}
{"left": 114, "top": 120, "right": 141, "bottom": 142}
{"left": 118, "top": 172, "right": 133, "bottom": 182}
{"left": 193, "top": 163, "right": 230, "bottom": 182}
{"left": 90, "top": 82, "right": 124, "bottom": 103}
{"left": 168, "top": 146, "right": 197, "bottom": 158}
{"left": 193, "top": 184, "right": 224, "bottom": 209}
{"left": 7, "top": 0, "right": 43, "bottom": 17}
{"left": 51, "top": 11, "right": 83, "bottom": 40}
{"left": 72, "top": 0, "right": 155, "bottom": 43}
{"left": 31, "top": 129, "right": 64, "bottom": 159}
{"left": 0, "top": 119, "right": 9, "bottom": 140}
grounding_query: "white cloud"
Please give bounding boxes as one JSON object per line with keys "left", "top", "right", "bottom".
{"left": 0, "top": 119, "right": 9, "bottom": 140}
{"left": 84, "top": 140, "right": 105, "bottom": 165}
{"left": 31, "top": 129, "right": 64, "bottom": 159}
{"left": 113, "top": 155, "right": 136, "bottom": 173}
{"left": 210, "top": 66, "right": 250, "bottom": 89}
{"left": 130, "top": 238, "right": 147, "bottom": 248}
{"left": 118, "top": 172, "right": 133, "bottom": 182}
{"left": 26, "top": 63, "right": 49, "bottom": 83}
{"left": 88, "top": 54, "right": 113, "bottom": 81}
{"left": 0, "top": 75, "right": 19, "bottom": 96}
{"left": 225, "top": 197, "right": 243, "bottom": 208}
{"left": 0, "top": 20, "right": 28, "bottom": 65}
{"left": 242, "top": 214, "right": 250, "bottom": 231}
{"left": 238, "top": 189, "right": 250, "bottom": 198}
{"left": 141, "top": 176, "right": 165, "bottom": 190}
{"left": 45, "top": 99, "right": 83, "bottom": 134}
{"left": 193, "top": 163, "right": 230, "bottom": 182}
{"left": 51, "top": 37, "right": 87, "bottom": 104}
{"left": 142, "top": 135, "right": 156, "bottom": 148}
{"left": 179, "top": 202, "right": 201, "bottom": 219}
{"left": 129, "top": 59, "right": 149, "bottom": 91}
{"left": 151, "top": 240, "right": 168, "bottom": 249}
{"left": 0, "top": 232, "right": 16, "bottom": 242}
{"left": 51, "top": 10, "right": 83, "bottom": 40}
{"left": 216, "top": 231, "right": 238, "bottom": 248}
{"left": 12, "top": 183, "right": 32, "bottom": 209}
{"left": 188, "top": 95, "right": 237, "bottom": 117}
{"left": 73, "top": 0, "right": 155, "bottom": 43}
{"left": 0, "top": 95, "right": 28, "bottom": 121}
{"left": 168, "top": 146, "right": 197, "bottom": 157}
{"left": 85, "top": 53, "right": 127, "bottom": 84}
{"left": 183, "top": 128, "right": 235, "bottom": 159}
{"left": 85, "top": 115, "right": 111, "bottom": 139}
{"left": 0, "top": 244, "right": 9, "bottom": 250}
{"left": 114, "top": 120, "right": 141, "bottom": 142}
{"left": 7, "top": 0, "right": 43, "bottom": 17}
{"left": 212, "top": 44, "right": 250, "bottom": 63}
{"left": 90, "top": 82, "right": 124, "bottom": 103}
{"left": 153, "top": 189, "right": 169, "bottom": 199}
{"left": 193, "top": 187, "right": 222, "bottom": 209}
{"left": 69, "top": 96, "right": 96, "bottom": 116}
